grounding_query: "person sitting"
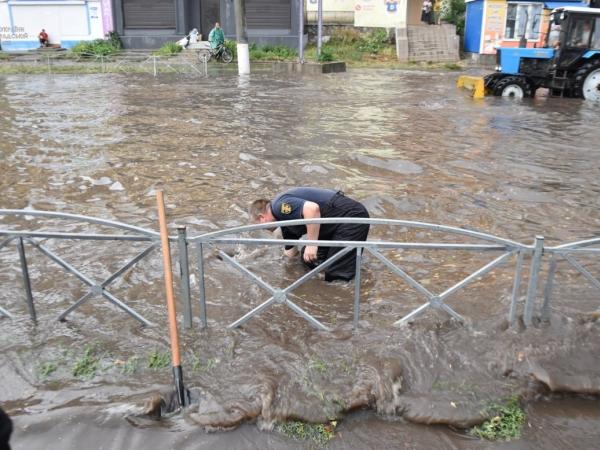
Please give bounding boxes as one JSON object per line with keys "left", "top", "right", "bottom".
{"left": 208, "top": 22, "right": 224, "bottom": 51}
{"left": 38, "top": 29, "right": 49, "bottom": 48}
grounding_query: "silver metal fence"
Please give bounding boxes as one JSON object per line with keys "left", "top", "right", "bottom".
{"left": 0, "top": 210, "right": 161, "bottom": 326}
{"left": 191, "top": 218, "right": 529, "bottom": 331}
{"left": 1, "top": 209, "right": 598, "bottom": 331}
{"left": 1, "top": 51, "right": 209, "bottom": 77}
{"left": 541, "top": 237, "right": 600, "bottom": 321}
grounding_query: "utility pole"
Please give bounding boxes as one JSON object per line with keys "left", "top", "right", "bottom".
{"left": 234, "top": 0, "right": 250, "bottom": 74}
{"left": 317, "top": 0, "right": 323, "bottom": 57}
{"left": 298, "top": 0, "right": 304, "bottom": 62}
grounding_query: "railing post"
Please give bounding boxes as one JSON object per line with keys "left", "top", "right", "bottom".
{"left": 196, "top": 242, "right": 207, "bottom": 328}
{"left": 177, "top": 226, "right": 192, "bottom": 328}
{"left": 540, "top": 256, "right": 558, "bottom": 321}
{"left": 17, "top": 237, "right": 36, "bottom": 321}
{"left": 353, "top": 248, "right": 362, "bottom": 329}
{"left": 153, "top": 56, "right": 157, "bottom": 77}
{"left": 508, "top": 250, "right": 524, "bottom": 326}
{"left": 524, "top": 236, "right": 544, "bottom": 327}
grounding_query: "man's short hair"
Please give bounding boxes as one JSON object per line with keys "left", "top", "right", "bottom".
{"left": 249, "top": 199, "right": 269, "bottom": 222}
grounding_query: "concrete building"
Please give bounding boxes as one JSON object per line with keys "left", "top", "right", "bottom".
{"left": 111, "top": 0, "right": 304, "bottom": 49}
{"left": 0, "top": 0, "right": 109, "bottom": 51}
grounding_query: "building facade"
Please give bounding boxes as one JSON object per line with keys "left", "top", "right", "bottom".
{"left": 0, "top": 0, "right": 109, "bottom": 51}
{"left": 464, "top": 0, "right": 590, "bottom": 54}
{"left": 111, "top": 0, "right": 304, "bottom": 49}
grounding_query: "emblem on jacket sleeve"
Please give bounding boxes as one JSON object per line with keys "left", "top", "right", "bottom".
{"left": 280, "top": 203, "right": 292, "bottom": 214}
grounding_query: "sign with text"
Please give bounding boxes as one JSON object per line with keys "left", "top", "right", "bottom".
{"left": 354, "top": 0, "right": 407, "bottom": 28}
{"left": 482, "top": 0, "right": 507, "bottom": 54}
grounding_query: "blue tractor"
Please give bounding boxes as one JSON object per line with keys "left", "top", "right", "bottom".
{"left": 484, "top": 7, "right": 600, "bottom": 100}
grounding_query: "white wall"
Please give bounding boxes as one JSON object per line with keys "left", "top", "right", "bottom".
{"left": 0, "top": 0, "right": 103, "bottom": 51}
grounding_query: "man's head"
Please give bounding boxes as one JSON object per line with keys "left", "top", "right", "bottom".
{"left": 41, "top": 29, "right": 45, "bottom": 32}
{"left": 249, "top": 199, "right": 275, "bottom": 225}
{"left": 215, "top": 22, "right": 220, "bottom": 29}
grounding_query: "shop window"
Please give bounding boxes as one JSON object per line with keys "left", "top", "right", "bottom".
{"left": 505, "top": 3, "right": 542, "bottom": 40}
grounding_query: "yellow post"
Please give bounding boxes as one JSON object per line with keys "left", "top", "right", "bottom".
{"left": 457, "top": 76, "right": 486, "bottom": 99}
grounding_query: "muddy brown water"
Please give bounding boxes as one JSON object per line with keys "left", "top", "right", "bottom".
{"left": 0, "top": 69, "right": 599, "bottom": 448}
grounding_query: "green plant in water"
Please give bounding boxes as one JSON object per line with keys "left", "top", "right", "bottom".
{"left": 309, "top": 359, "right": 328, "bottom": 374}
{"left": 148, "top": 350, "right": 171, "bottom": 369}
{"left": 121, "top": 356, "right": 140, "bottom": 374}
{"left": 191, "top": 355, "right": 217, "bottom": 372}
{"left": 40, "top": 362, "right": 57, "bottom": 378}
{"left": 471, "top": 397, "right": 525, "bottom": 440}
{"left": 154, "top": 41, "right": 182, "bottom": 56}
{"left": 72, "top": 347, "right": 98, "bottom": 379}
{"left": 278, "top": 420, "right": 337, "bottom": 447}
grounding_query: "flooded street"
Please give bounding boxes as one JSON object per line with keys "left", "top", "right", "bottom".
{"left": 1, "top": 69, "right": 599, "bottom": 448}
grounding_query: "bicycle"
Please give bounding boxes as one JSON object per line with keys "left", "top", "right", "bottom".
{"left": 198, "top": 44, "right": 233, "bottom": 64}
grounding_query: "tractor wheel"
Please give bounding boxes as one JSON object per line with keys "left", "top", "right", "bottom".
{"left": 574, "top": 59, "right": 600, "bottom": 101}
{"left": 492, "top": 76, "right": 534, "bottom": 98}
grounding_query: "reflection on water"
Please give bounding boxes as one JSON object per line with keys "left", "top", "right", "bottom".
{"left": 0, "top": 70, "right": 599, "bottom": 448}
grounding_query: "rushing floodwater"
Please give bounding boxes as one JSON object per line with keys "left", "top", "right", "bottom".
{"left": 0, "top": 69, "right": 599, "bottom": 449}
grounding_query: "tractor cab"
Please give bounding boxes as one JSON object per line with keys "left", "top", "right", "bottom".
{"left": 482, "top": 6, "right": 600, "bottom": 100}
{"left": 550, "top": 7, "right": 600, "bottom": 70}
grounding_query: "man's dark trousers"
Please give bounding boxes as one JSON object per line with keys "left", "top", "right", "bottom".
{"left": 301, "top": 193, "right": 369, "bottom": 281}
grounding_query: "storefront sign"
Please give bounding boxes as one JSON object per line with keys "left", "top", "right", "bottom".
{"left": 482, "top": 0, "right": 507, "bottom": 54}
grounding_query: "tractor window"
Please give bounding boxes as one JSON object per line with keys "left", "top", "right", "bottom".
{"left": 505, "top": 3, "right": 543, "bottom": 40}
{"left": 567, "top": 17, "right": 594, "bottom": 48}
{"left": 593, "top": 18, "right": 600, "bottom": 49}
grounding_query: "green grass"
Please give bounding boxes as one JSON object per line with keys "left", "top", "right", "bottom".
{"left": 249, "top": 43, "right": 298, "bottom": 61}
{"left": 191, "top": 355, "right": 217, "bottom": 372}
{"left": 148, "top": 350, "right": 171, "bottom": 369}
{"left": 309, "top": 359, "right": 328, "bottom": 375}
{"left": 444, "top": 62, "right": 462, "bottom": 71}
{"left": 72, "top": 39, "right": 120, "bottom": 56}
{"left": 277, "top": 420, "right": 337, "bottom": 447}
{"left": 153, "top": 41, "right": 183, "bottom": 57}
{"left": 72, "top": 347, "right": 98, "bottom": 379}
{"left": 39, "top": 361, "right": 57, "bottom": 378}
{"left": 121, "top": 356, "right": 140, "bottom": 374}
{"left": 471, "top": 397, "right": 526, "bottom": 441}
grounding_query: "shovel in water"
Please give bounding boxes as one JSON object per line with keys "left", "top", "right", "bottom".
{"left": 155, "top": 190, "right": 193, "bottom": 413}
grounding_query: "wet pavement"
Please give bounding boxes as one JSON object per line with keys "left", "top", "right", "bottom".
{"left": 0, "top": 69, "right": 599, "bottom": 448}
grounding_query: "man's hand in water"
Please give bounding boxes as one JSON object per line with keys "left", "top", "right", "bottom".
{"left": 284, "top": 247, "right": 298, "bottom": 258}
{"left": 303, "top": 245, "right": 318, "bottom": 263}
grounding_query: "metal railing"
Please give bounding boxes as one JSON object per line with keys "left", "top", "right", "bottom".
{"left": 1, "top": 209, "right": 598, "bottom": 331}
{"left": 0, "top": 210, "right": 160, "bottom": 326}
{"left": 191, "top": 218, "right": 530, "bottom": 331}
{"left": 0, "top": 51, "right": 209, "bottom": 77}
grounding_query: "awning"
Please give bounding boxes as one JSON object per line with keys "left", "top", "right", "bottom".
{"left": 543, "top": 1, "right": 590, "bottom": 9}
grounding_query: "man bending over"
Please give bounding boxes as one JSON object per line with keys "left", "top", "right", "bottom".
{"left": 249, "top": 187, "right": 370, "bottom": 281}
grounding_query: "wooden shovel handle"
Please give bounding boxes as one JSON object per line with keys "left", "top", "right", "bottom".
{"left": 156, "top": 190, "right": 181, "bottom": 367}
